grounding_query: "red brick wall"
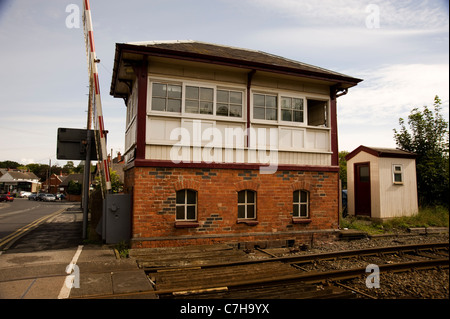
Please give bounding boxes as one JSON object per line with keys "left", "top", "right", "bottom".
{"left": 124, "top": 166, "right": 339, "bottom": 248}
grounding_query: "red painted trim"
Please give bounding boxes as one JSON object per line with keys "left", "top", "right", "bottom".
{"left": 136, "top": 60, "right": 148, "bottom": 159}
{"left": 98, "top": 115, "right": 104, "bottom": 138}
{"left": 330, "top": 87, "right": 339, "bottom": 166}
{"left": 132, "top": 159, "right": 339, "bottom": 172}
{"left": 84, "top": 0, "right": 90, "bottom": 10}
{"left": 104, "top": 160, "right": 110, "bottom": 182}
{"left": 89, "top": 31, "right": 95, "bottom": 52}
{"left": 94, "top": 73, "right": 100, "bottom": 95}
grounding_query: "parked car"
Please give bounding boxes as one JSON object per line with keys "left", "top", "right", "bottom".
{"left": 36, "top": 193, "right": 47, "bottom": 201}
{"left": 42, "top": 194, "right": 56, "bottom": 202}
{"left": 20, "top": 191, "right": 32, "bottom": 198}
{"left": 0, "top": 194, "right": 14, "bottom": 202}
{"left": 28, "top": 193, "right": 37, "bottom": 200}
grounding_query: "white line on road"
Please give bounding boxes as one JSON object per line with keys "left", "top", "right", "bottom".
{"left": 58, "top": 245, "right": 84, "bottom": 299}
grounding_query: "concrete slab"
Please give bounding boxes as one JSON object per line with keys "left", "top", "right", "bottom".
{"left": 112, "top": 270, "right": 153, "bottom": 294}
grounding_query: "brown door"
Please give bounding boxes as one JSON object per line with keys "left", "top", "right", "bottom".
{"left": 354, "top": 163, "right": 371, "bottom": 217}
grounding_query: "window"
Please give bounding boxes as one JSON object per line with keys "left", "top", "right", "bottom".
{"left": 393, "top": 164, "right": 403, "bottom": 184}
{"left": 176, "top": 189, "right": 197, "bottom": 220}
{"left": 293, "top": 190, "right": 309, "bottom": 218}
{"left": 237, "top": 190, "right": 256, "bottom": 219}
{"left": 253, "top": 93, "right": 277, "bottom": 120}
{"left": 151, "top": 83, "right": 182, "bottom": 112}
{"left": 185, "top": 86, "right": 214, "bottom": 115}
{"left": 217, "top": 90, "right": 243, "bottom": 117}
{"left": 307, "top": 99, "right": 327, "bottom": 127}
{"left": 281, "top": 97, "right": 304, "bottom": 123}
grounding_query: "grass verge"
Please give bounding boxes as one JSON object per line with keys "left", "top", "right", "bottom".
{"left": 340, "top": 206, "right": 449, "bottom": 235}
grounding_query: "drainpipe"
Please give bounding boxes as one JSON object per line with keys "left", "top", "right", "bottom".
{"left": 246, "top": 70, "right": 256, "bottom": 147}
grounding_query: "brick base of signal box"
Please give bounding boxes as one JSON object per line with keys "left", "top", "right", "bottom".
{"left": 124, "top": 166, "right": 340, "bottom": 249}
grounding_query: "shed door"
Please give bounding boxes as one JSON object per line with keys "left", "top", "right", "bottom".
{"left": 354, "top": 163, "right": 371, "bottom": 217}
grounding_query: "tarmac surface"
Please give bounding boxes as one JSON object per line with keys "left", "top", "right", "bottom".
{"left": 0, "top": 205, "right": 155, "bottom": 299}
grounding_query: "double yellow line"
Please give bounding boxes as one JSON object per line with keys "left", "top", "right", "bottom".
{"left": 0, "top": 208, "right": 67, "bottom": 251}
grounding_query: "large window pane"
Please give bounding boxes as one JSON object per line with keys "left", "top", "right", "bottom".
{"left": 282, "top": 109, "right": 292, "bottom": 121}
{"left": 168, "top": 85, "right": 182, "bottom": 98}
{"left": 217, "top": 90, "right": 229, "bottom": 103}
{"left": 186, "top": 100, "right": 199, "bottom": 113}
{"left": 176, "top": 206, "right": 185, "bottom": 220}
{"left": 254, "top": 94, "right": 265, "bottom": 106}
{"left": 152, "top": 83, "right": 166, "bottom": 97}
{"left": 247, "top": 205, "right": 255, "bottom": 219}
{"left": 217, "top": 104, "right": 229, "bottom": 116}
{"left": 254, "top": 107, "right": 265, "bottom": 119}
{"left": 200, "top": 102, "right": 213, "bottom": 114}
{"left": 167, "top": 99, "right": 181, "bottom": 113}
{"left": 186, "top": 86, "right": 199, "bottom": 99}
{"left": 151, "top": 98, "right": 166, "bottom": 111}
{"left": 230, "top": 91, "right": 242, "bottom": 104}
{"left": 200, "top": 88, "right": 213, "bottom": 101}
{"left": 238, "top": 205, "right": 245, "bottom": 218}
{"left": 230, "top": 105, "right": 242, "bottom": 117}
{"left": 187, "top": 190, "right": 196, "bottom": 204}
{"left": 266, "top": 108, "right": 277, "bottom": 120}
{"left": 187, "top": 206, "right": 196, "bottom": 220}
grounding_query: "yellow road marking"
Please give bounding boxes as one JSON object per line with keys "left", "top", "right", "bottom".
{"left": 0, "top": 208, "right": 67, "bottom": 250}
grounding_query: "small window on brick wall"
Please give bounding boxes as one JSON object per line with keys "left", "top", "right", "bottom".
{"left": 293, "top": 190, "right": 309, "bottom": 218}
{"left": 176, "top": 189, "right": 197, "bottom": 221}
{"left": 237, "top": 190, "right": 256, "bottom": 219}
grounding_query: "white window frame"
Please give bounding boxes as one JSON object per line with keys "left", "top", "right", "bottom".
{"left": 147, "top": 77, "right": 246, "bottom": 122}
{"left": 392, "top": 164, "right": 404, "bottom": 185}
{"left": 237, "top": 190, "right": 256, "bottom": 220}
{"left": 175, "top": 189, "right": 197, "bottom": 221}
{"left": 293, "top": 190, "right": 309, "bottom": 218}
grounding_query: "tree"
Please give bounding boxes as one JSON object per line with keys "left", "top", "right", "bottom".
{"left": 339, "top": 151, "right": 349, "bottom": 189}
{"left": 393, "top": 96, "right": 449, "bottom": 207}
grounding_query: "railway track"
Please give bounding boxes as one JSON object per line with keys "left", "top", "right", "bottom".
{"left": 72, "top": 242, "right": 448, "bottom": 299}
{"left": 144, "top": 242, "right": 448, "bottom": 299}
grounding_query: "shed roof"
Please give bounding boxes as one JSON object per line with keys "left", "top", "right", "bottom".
{"left": 110, "top": 40, "right": 362, "bottom": 98}
{"left": 345, "top": 145, "right": 417, "bottom": 161}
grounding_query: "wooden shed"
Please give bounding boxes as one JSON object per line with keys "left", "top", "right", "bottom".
{"left": 345, "top": 146, "right": 418, "bottom": 220}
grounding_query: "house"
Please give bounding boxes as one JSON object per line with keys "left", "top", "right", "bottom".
{"left": 0, "top": 170, "right": 41, "bottom": 194}
{"left": 345, "top": 145, "right": 418, "bottom": 220}
{"left": 42, "top": 173, "right": 68, "bottom": 194}
{"left": 59, "top": 173, "right": 84, "bottom": 201}
{"left": 110, "top": 40, "right": 362, "bottom": 248}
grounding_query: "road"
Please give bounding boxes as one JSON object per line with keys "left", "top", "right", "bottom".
{"left": 0, "top": 198, "right": 75, "bottom": 250}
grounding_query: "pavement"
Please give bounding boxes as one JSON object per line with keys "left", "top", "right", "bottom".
{"left": 0, "top": 205, "right": 156, "bottom": 299}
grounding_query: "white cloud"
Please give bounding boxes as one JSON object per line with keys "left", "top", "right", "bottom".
{"left": 337, "top": 63, "right": 449, "bottom": 151}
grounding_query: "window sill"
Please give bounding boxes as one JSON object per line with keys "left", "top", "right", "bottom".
{"left": 292, "top": 217, "right": 312, "bottom": 224}
{"left": 236, "top": 219, "right": 259, "bottom": 226}
{"left": 174, "top": 221, "right": 199, "bottom": 228}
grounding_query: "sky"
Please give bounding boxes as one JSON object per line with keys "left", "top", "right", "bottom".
{"left": 0, "top": 0, "right": 448, "bottom": 166}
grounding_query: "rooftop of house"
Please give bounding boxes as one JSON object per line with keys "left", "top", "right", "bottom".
{"left": 345, "top": 145, "right": 417, "bottom": 161}
{"left": 110, "top": 40, "right": 362, "bottom": 98}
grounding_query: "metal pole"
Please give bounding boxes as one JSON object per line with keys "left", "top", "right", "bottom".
{"left": 82, "top": 129, "right": 92, "bottom": 239}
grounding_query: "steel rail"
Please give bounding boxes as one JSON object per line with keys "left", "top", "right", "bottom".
{"left": 73, "top": 254, "right": 448, "bottom": 299}
{"left": 142, "top": 242, "right": 449, "bottom": 272}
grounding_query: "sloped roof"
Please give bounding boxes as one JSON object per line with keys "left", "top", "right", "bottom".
{"left": 345, "top": 145, "right": 417, "bottom": 161}
{"left": 0, "top": 171, "right": 40, "bottom": 182}
{"left": 59, "top": 174, "right": 84, "bottom": 187}
{"left": 111, "top": 40, "right": 362, "bottom": 98}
